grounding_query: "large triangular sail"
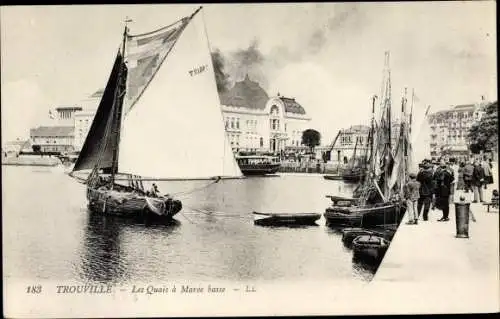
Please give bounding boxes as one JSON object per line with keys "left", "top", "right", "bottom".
{"left": 73, "top": 52, "right": 126, "bottom": 172}
{"left": 117, "top": 8, "right": 242, "bottom": 179}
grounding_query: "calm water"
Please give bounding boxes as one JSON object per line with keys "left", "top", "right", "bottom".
{"left": 3, "top": 166, "right": 377, "bottom": 284}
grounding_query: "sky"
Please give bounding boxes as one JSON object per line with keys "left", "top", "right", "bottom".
{"left": 1, "top": 2, "right": 497, "bottom": 143}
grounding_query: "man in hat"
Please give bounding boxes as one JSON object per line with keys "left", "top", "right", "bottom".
{"left": 433, "top": 158, "right": 455, "bottom": 221}
{"left": 403, "top": 172, "right": 420, "bottom": 225}
{"left": 417, "top": 161, "right": 435, "bottom": 221}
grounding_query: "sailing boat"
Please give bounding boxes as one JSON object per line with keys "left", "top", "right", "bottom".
{"left": 70, "top": 7, "right": 242, "bottom": 220}
{"left": 324, "top": 52, "right": 407, "bottom": 229}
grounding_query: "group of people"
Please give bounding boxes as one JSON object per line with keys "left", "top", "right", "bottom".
{"left": 457, "top": 158, "right": 494, "bottom": 202}
{"left": 403, "top": 156, "right": 496, "bottom": 225}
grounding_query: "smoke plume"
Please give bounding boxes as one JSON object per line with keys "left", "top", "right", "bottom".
{"left": 212, "top": 3, "right": 368, "bottom": 92}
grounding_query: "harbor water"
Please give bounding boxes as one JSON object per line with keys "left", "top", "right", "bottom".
{"left": 3, "top": 166, "right": 378, "bottom": 285}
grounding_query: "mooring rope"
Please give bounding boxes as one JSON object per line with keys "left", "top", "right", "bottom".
{"left": 167, "top": 177, "right": 222, "bottom": 198}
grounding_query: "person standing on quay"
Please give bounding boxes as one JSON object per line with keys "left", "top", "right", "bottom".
{"left": 456, "top": 162, "right": 466, "bottom": 192}
{"left": 463, "top": 160, "right": 474, "bottom": 193}
{"left": 417, "top": 161, "right": 435, "bottom": 221}
{"left": 434, "top": 159, "right": 455, "bottom": 222}
{"left": 482, "top": 157, "right": 493, "bottom": 190}
{"left": 472, "top": 160, "right": 485, "bottom": 203}
{"left": 404, "top": 173, "right": 420, "bottom": 225}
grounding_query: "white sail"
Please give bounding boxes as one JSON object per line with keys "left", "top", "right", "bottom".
{"left": 118, "top": 11, "right": 242, "bottom": 179}
{"left": 409, "top": 106, "right": 432, "bottom": 173}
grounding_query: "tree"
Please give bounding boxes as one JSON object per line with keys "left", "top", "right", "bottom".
{"left": 301, "top": 129, "right": 321, "bottom": 153}
{"left": 468, "top": 101, "right": 498, "bottom": 152}
{"left": 211, "top": 49, "right": 230, "bottom": 94}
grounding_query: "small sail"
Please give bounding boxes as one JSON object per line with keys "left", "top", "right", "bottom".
{"left": 410, "top": 105, "right": 432, "bottom": 172}
{"left": 73, "top": 52, "right": 125, "bottom": 172}
{"left": 118, "top": 9, "right": 242, "bottom": 179}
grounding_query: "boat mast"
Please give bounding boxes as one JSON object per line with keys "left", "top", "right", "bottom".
{"left": 383, "top": 51, "right": 392, "bottom": 198}
{"left": 109, "top": 19, "right": 130, "bottom": 187}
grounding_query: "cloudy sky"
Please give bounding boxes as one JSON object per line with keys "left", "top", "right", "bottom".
{"left": 1, "top": 2, "right": 496, "bottom": 142}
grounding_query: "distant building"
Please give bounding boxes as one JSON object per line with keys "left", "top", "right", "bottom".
{"left": 54, "top": 106, "right": 83, "bottom": 126}
{"left": 329, "top": 125, "right": 370, "bottom": 164}
{"left": 30, "top": 126, "right": 75, "bottom": 153}
{"left": 73, "top": 89, "right": 104, "bottom": 151}
{"left": 220, "top": 75, "right": 311, "bottom": 153}
{"left": 2, "top": 139, "right": 31, "bottom": 157}
{"left": 428, "top": 102, "right": 486, "bottom": 159}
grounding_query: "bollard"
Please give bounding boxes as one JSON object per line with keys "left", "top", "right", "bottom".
{"left": 454, "top": 196, "right": 470, "bottom": 238}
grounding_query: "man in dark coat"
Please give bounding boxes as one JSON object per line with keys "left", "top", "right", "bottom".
{"left": 416, "top": 162, "right": 435, "bottom": 221}
{"left": 463, "top": 161, "right": 474, "bottom": 193}
{"left": 433, "top": 159, "right": 455, "bottom": 221}
{"left": 471, "top": 160, "right": 485, "bottom": 202}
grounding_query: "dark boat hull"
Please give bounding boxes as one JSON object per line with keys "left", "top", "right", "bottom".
{"left": 342, "top": 173, "right": 365, "bottom": 183}
{"left": 352, "top": 235, "right": 390, "bottom": 262}
{"left": 253, "top": 212, "right": 321, "bottom": 226}
{"left": 324, "top": 202, "right": 405, "bottom": 228}
{"left": 323, "top": 174, "right": 343, "bottom": 180}
{"left": 240, "top": 163, "right": 281, "bottom": 176}
{"left": 87, "top": 186, "right": 182, "bottom": 221}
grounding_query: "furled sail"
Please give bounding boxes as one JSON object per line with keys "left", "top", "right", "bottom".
{"left": 118, "top": 9, "right": 242, "bottom": 179}
{"left": 73, "top": 52, "right": 125, "bottom": 172}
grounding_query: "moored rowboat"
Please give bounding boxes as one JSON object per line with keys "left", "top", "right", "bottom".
{"left": 253, "top": 211, "right": 321, "bottom": 226}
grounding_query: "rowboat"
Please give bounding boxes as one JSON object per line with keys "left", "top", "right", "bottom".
{"left": 253, "top": 211, "right": 321, "bottom": 226}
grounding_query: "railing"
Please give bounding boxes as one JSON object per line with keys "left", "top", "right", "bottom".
{"left": 278, "top": 161, "right": 346, "bottom": 174}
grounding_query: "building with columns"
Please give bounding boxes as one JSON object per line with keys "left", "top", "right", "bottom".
{"left": 220, "top": 75, "right": 311, "bottom": 153}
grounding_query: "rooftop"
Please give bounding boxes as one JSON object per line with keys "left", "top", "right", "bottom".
{"left": 278, "top": 96, "right": 306, "bottom": 115}
{"left": 220, "top": 74, "right": 269, "bottom": 110}
{"left": 56, "top": 106, "right": 83, "bottom": 111}
{"left": 91, "top": 88, "right": 105, "bottom": 98}
{"left": 30, "top": 126, "right": 74, "bottom": 137}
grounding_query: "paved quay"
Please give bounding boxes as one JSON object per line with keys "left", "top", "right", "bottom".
{"left": 362, "top": 180, "right": 499, "bottom": 314}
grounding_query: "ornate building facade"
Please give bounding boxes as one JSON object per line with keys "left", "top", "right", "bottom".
{"left": 220, "top": 75, "right": 311, "bottom": 153}
{"left": 428, "top": 102, "right": 486, "bottom": 159}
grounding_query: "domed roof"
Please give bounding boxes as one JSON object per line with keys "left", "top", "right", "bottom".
{"left": 220, "top": 74, "right": 269, "bottom": 110}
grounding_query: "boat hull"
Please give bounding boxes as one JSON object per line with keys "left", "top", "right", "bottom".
{"left": 324, "top": 203, "right": 405, "bottom": 228}
{"left": 342, "top": 173, "right": 365, "bottom": 183}
{"left": 240, "top": 164, "right": 281, "bottom": 176}
{"left": 253, "top": 212, "right": 321, "bottom": 226}
{"left": 352, "top": 235, "right": 390, "bottom": 262}
{"left": 323, "top": 174, "right": 343, "bottom": 180}
{"left": 87, "top": 187, "right": 182, "bottom": 221}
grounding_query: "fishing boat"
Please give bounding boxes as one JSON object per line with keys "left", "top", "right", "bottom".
{"left": 69, "top": 7, "right": 242, "bottom": 221}
{"left": 235, "top": 155, "right": 281, "bottom": 176}
{"left": 324, "top": 52, "right": 409, "bottom": 229}
{"left": 253, "top": 211, "right": 321, "bottom": 226}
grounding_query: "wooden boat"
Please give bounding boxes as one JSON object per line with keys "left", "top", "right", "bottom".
{"left": 341, "top": 167, "right": 366, "bottom": 183}
{"left": 236, "top": 155, "right": 281, "bottom": 176}
{"left": 253, "top": 211, "right": 321, "bottom": 226}
{"left": 323, "top": 174, "right": 343, "bottom": 180}
{"left": 352, "top": 235, "right": 390, "bottom": 261}
{"left": 69, "top": 7, "right": 242, "bottom": 221}
{"left": 325, "top": 202, "right": 405, "bottom": 228}
{"left": 342, "top": 226, "right": 396, "bottom": 247}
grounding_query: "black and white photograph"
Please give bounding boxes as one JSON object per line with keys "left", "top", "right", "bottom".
{"left": 1, "top": 2, "right": 498, "bottom": 317}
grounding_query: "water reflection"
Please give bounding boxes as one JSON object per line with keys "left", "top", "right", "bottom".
{"left": 78, "top": 210, "right": 180, "bottom": 284}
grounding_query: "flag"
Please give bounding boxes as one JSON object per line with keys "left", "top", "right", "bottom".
{"left": 124, "top": 16, "right": 190, "bottom": 115}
